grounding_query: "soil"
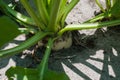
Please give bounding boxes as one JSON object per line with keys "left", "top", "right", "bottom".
{"left": 1, "top": 0, "right": 120, "bottom": 80}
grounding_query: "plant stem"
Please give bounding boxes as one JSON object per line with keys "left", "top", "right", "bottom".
{"left": 85, "top": 13, "right": 105, "bottom": 23}
{"left": 57, "top": 0, "right": 68, "bottom": 28}
{"left": 95, "top": 0, "right": 105, "bottom": 12}
{"left": 7, "top": 7, "right": 36, "bottom": 26}
{"left": 111, "top": 0, "right": 116, "bottom": 6}
{"left": 20, "top": 0, "right": 45, "bottom": 30}
{"left": 47, "top": 0, "right": 61, "bottom": 32}
{"left": 38, "top": 38, "right": 54, "bottom": 80}
{"left": 58, "top": 19, "right": 120, "bottom": 36}
{"left": 106, "top": 0, "right": 111, "bottom": 10}
{"left": 61, "top": 0, "right": 79, "bottom": 27}
{"left": 0, "top": 0, "right": 37, "bottom": 26}
{"left": 36, "top": 0, "right": 49, "bottom": 25}
{"left": 85, "top": 12, "right": 112, "bottom": 23}
{"left": 0, "top": 32, "right": 50, "bottom": 58}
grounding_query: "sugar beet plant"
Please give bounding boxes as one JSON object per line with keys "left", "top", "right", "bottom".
{"left": 90, "top": 0, "right": 120, "bottom": 22}
{"left": 1, "top": 0, "right": 120, "bottom": 80}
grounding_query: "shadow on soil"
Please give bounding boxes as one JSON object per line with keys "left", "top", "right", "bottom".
{"left": 48, "top": 27, "right": 120, "bottom": 80}
{"left": 0, "top": 27, "right": 120, "bottom": 80}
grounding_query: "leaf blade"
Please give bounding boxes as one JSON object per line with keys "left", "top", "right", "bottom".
{"left": 0, "top": 16, "right": 20, "bottom": 47}
{"left": 6, "top": 66, "right": 70, "bottom": 80}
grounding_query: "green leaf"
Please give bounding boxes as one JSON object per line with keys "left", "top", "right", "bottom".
{"left": 111, "top": 0, "right": 120, "bottom": 18}
{"left": 44, "top": 69, "right": 70, "bottom": 80}
{"left": 6, "top": 66, "right": 39, "bottom": 80}
{"left": 6, "top": 66, "right": 70, "bottom": 80}
{"left": 0, "top": 16, "right": 20, "bottom": 47}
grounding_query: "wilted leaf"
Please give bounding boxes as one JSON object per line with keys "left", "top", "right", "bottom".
{"left": 0, "top": 16, "right": 20, "bottom": 47}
